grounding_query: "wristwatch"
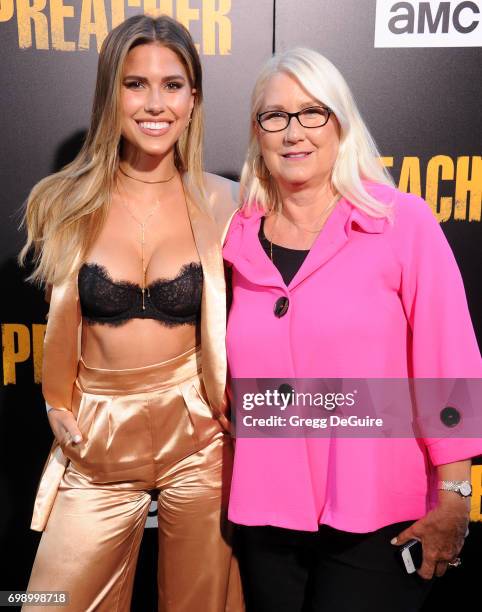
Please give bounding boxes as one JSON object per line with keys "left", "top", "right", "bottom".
{"left": 437, "top": 480, "right": 472, "bottom": 497}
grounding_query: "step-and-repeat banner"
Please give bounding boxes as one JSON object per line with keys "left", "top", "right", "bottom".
{"left": 0, "top": 1, "right": 480, "bottom": 609}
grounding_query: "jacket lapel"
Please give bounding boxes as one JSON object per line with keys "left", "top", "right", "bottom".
{"left": 228, "top": 198, "right": 387, "bottom": 292}
{"left": 289, "top": 199, "right": 387, "bottom": 289}
{"left": 287, "top": 201, "right": 350, "bottom": 290}
{"left": 224, "top": 210, "right": 286, "bottom": 289}
{"left": 184, "top": 181, "right": 227, "bottom": 412}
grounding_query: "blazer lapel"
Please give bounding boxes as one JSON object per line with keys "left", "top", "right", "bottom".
{"left": 288, "top": 198, "right": 386, "bottom": 290}
{"left": 224, "top": 211, "right": 286, "bottom": 289}
{"left": 227, "top": 198, "right": 387, "bottom": 293}
{"left": 184, "top": 180, "right": 227, "bottom": 413}
{"left": 288, "top": 201, "right": 350, "bottom": 290}
{"left": 225, "top": 205, "right": 348, "bottom": 292}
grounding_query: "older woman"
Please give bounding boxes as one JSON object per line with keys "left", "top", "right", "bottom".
{"left": 223, "top": 48, "right": 482, "bottom": 611}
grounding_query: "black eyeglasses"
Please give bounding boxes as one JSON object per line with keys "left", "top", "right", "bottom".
{"left": 257, "top": 106, "right": 332, "bottom": 132}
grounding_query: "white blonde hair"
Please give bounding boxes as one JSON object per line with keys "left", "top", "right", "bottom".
{"left": 241, "top": 47, "right": 394, "bottom": 217}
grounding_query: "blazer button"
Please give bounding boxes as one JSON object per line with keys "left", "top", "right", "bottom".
{"left": 278, "top": 383, "right": 294, "bottom": 406}
{"left": 274, "top": 297, "right": 289, "bottom": 317}
{"left": 440, "top": 406, "right": 461, "bottom": 428}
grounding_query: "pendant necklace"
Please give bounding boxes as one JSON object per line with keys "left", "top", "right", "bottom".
{"left": 269, "top": 194, "right": 340, "bottom": 262}
{"left": 121, "top": 199, "right": 161, "bottom": 310}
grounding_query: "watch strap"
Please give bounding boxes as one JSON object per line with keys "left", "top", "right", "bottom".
{"left": 437, "top": 480, "right": 472, "bottom": 497}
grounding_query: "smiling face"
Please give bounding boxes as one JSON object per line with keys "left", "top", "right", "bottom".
{"left": 256, "top": 71, "right": 340, "bottom": 192}
{"left": 119, "top": 43, "right": 195, "bottom": 162}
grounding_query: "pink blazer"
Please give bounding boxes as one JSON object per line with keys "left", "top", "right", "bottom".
{"left": 223, "top": 182, "right": 482, "bottom": 533}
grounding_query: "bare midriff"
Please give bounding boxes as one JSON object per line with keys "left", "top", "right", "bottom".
{"left": 81, "top": 320, "right": 199, "bottom": 369}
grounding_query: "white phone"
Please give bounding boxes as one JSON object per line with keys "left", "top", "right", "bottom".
{"left": 398, "top": 539, "right": 423, "bottom": 574}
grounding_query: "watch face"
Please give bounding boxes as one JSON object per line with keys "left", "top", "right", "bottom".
{"left": 460, "top": 482, "right": 472, "bottom": 496}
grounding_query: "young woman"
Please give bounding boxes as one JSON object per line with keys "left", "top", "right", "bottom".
{"left": 20, "top": 15, "right": 242, "bottom": 612}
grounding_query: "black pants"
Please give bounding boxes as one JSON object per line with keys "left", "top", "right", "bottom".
{"left": 238, "top": 521, "right": 433, "bottom": 612}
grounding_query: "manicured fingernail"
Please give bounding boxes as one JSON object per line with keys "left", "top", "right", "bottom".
{"left": 73, "top": 435, "right": 82, "bottom": 443}
{"left": 390, "top": 537, "right": 398, "bottom": 545}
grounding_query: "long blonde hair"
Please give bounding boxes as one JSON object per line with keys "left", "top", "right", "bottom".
{"left": 241, "top": 47, "right": 394, "bottom": 217}
{"left": 20, "top": 14, "right": 205, "bottom": 285}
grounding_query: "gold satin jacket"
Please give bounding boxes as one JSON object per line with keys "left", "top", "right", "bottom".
{"left": 32, "top": 173, "right": 239, "bottom": 531}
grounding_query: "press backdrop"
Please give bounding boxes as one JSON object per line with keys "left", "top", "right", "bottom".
{"left": 0, "top": 1, "right": 481, "bottom": 610}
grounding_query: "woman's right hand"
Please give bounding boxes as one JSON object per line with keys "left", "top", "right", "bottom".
{"left": 47, "top": 408, "right": 83, "bottom": 445}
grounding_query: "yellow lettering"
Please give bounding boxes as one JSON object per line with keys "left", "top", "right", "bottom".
{"left": 470, "top": 465, "right": 482, "bottom": 521}
{"left": 143, "top": 0, "right": 173, "bottom": 17}
{"left": 379, "top": 156, "right": 394, "bottom": 169}
{"left": 32, "top": 324, "right": 46, "bottom": 384}
{"left": 398, "top": 156, "right": 421, "bottom": 197}
{"left": 455, "top": 156, "right": 482, "bottom": 222}
{"left": 176, "top": 0, "right": 199, "bottom": 31}
{"left": 425, "top": 155, "right": 454, "bottom": 222}
{"left": 110, "top": 0, "right": 124, "bottom": 28}
{"left": 79, "top": 0, "right": 108, "bottom": 51}
{"left": 0, "top": 0, "right": 14, "bottom": 21}
{"left": 2, "top": 324, "right": 31, "bottom": 385}
{"left": 202, "top": 0, "right": 231, "bottom": 55}
{"left": 50, "top": 0, "right": 75, "bottom": 51}
{"left": 128, "top": 0, "right": 141, "bottom": 6}
{"left": 17, "top": 0, "right": 49, "bottom": 49}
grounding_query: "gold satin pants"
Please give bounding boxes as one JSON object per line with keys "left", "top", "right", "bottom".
{"left": 25, "top": 347, "right": 243, "bottom": 612}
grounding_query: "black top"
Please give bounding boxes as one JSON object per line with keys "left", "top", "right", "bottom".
{"left": 259, "top": 217, "right": 309, "bottom": 286}
{"left": 78, "top": 262, "right": 203, "bottom": 327}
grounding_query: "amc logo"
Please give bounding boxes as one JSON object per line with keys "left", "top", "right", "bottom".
{"left": 375, "top": 0, "right": 482, "bottom": 47}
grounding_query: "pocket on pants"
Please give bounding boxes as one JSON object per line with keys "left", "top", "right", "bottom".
{"left": 180, "top": 377, "right": 224, "bottom": 446}
{"left": 59, "top": 385, "right": 152, "bottom": 480}
{"left": 58, "top": 384, "right": 97, "bottom": 470}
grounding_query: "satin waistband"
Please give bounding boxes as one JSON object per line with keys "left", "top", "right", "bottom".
{"left": 77, "top": 345, "right": 202, "bottom": 395}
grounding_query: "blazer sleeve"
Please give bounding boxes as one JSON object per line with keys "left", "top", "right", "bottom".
{"left": 42, "top": 274, "right": 81, "bottom": 411}
{"left": 396, "top": 195, "right": 482, "bottom": 465}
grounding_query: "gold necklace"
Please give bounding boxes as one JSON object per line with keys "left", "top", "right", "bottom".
{"left": 119, "top": 165, "right": 176, "bottom": 184}
{"left": 269, "top": 194, "right": 339, "bottom": 262}
{"left": 121, "top": 199, "right": 161, "bottom": 310}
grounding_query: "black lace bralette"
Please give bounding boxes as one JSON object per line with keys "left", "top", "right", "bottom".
{"left": 78, "top": 262, "right": 203, "bottom": 327}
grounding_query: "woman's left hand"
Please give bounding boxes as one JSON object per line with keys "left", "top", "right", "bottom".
{"left": 391, "top": 492, "right": 469, "bottom": 580}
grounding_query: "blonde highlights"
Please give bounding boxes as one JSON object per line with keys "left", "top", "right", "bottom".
{"left": 20, "top": 14, "right": 205, "bottom": 285}
{"left": 241, "top": 47, "right": 394, "bottom": 217}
